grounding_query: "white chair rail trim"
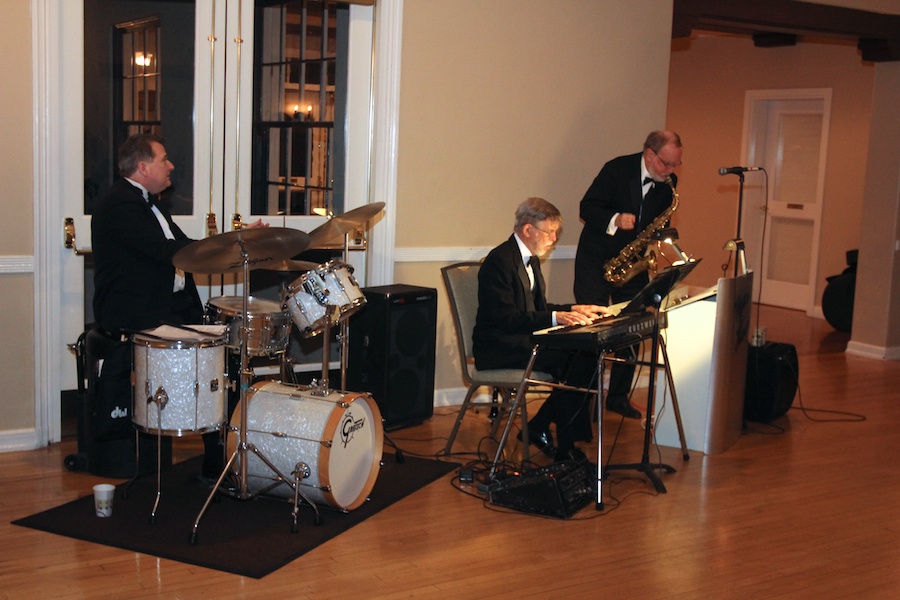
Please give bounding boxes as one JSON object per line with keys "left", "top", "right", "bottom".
{"left": 394, "top": 245, "right": 576, "bottom": 263}
{"left": 0, "top": 256, "right": 35, "bottom": 273}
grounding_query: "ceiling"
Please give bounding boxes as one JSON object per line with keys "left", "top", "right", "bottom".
{"left": 672, "top": 0, "right": 900, "bottom": 62}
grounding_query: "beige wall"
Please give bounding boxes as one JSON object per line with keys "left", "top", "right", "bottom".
{"left": 4, "top": 0, "right": 898, "bottom": 447}
{"left": 0, "top": 0, "right": 35, "bottom": 433}
{"left": 667, "top": 33, "right": 875, "bottom": 297}
{"left": 395, "top": 0, "right": 674, "bottom": 399}
{"left": 853, "top": 61, "right": 900, "bottom": 350}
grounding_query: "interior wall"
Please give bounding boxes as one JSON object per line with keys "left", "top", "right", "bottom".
{"left": 0, "top": 0, "right": 36, "bottom": 435}
{"left": 667, "top": 33, "right": 875, "bottom": 305}
{"left": 850, "top": 61, "right": 900, "bottom": 354}
{"left": 394, "top": 0, "right": 675, "bottom": 399}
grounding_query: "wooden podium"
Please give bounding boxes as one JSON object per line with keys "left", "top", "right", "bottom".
{"left": 653, "top": 272, "right": 753, "bottom": 454}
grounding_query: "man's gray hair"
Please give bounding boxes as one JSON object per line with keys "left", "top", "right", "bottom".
{"left": 514, "top": 197, "right": 561, "bottom": 231}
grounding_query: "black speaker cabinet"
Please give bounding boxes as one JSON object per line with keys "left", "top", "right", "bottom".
{"left": 744, "top": 342, "right": 799, "bottom": 423}
{"left": 347, "top": 285, "right": 437, "bottom": 430}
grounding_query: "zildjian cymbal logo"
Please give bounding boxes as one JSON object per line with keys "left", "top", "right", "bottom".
{"left": 226, "top": 256, "right": 274, "bottom": 270}
{"left": 341, "top": 411, "right": 366, "bottom": 448}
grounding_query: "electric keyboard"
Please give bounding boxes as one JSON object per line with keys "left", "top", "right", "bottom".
{"left": 532, "top": 311, "right": 663, "bottom": 352}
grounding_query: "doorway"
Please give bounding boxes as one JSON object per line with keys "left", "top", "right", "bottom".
{"left": 741, "top": 89, "right": 832, "bottom": 313}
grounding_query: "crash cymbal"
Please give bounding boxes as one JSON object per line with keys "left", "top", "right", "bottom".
{"left": 265, "top": 259, "right": 321, "bottom": 272}
{"left": 308, "top": 202, "right": 385, "bottom": 249}
{"left": 173, "top": 227, "right": 311, "bottom": 274}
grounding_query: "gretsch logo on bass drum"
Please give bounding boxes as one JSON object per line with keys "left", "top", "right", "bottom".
{"left": 341, "top": 410, "right": 366, "bottom": 448}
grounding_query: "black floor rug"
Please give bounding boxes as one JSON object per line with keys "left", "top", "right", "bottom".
{"left": 12, "top": 454, "right": 455, "bottom": 578}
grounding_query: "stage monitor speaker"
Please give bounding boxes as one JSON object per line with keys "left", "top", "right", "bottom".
{"left": 744, "top": 341, "right": 798, "bottom": 423}
{"left": 347, "top": 285, "right": 437, "bottom": 430}
{"left": 488, "top": 458, "right": 594, "bottom": 519}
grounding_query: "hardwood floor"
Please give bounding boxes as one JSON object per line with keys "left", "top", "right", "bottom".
{"left": 2, "top": 306, "right": 899, "bottom": 598}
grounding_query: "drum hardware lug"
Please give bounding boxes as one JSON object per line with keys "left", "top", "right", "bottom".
{"left": 151, "top": 386, "right": 169, "bottom": 410}
{"left": 292, "top": 462, "right": 311, "bottom": 480}
{"left": 302, "top": 277, "right": 330, "bottom": 305}
{"left": 210, "top": 378, "right": 220, "bottom": 393}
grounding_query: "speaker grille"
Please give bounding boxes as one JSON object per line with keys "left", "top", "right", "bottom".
{"left": 347, "top": 285, "right": 437, "bottom": 430}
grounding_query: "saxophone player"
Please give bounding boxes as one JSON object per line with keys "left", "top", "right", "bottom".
{"left": 573, "top": 130, "right": 683, "bottom": 418}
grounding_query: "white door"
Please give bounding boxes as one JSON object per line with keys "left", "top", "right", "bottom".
{"left": 740, "top": 89, "right": 831, "bottom": 312}
{"left": 47, "top": 0, "right": 380, "bottom": 443}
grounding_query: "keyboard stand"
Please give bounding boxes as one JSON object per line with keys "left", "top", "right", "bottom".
{"left": 604, "top": 304, "right": 681, "bottom": 495}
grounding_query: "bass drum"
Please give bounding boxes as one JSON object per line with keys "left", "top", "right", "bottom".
{"left": 229, "top": 381, "right": 384, "bottom": 510}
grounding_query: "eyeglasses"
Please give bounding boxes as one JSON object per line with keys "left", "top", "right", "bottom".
{"left": 531, "top": 224, "right": 559, "bottom": 238}
{"left": 653, "top": 150, "right": 682, "bottom": 169}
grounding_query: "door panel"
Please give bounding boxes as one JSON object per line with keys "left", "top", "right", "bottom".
{"left": 742, "top": 91, "right": 831, "bottom": 312}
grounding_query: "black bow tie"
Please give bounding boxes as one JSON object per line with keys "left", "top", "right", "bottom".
{"left": 147, "top": 194, "right": 158, "bottom": 207}
{"left": 643, "top": 177, "right": 655, "bottom": 186}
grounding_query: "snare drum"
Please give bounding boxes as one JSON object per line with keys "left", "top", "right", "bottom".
{"left": 206, "top": 296, "right": 292, "bottom": 356}
{"left": 282, "top": 260, "right": 366, "bottom": 336}
{"left": 132, "top": 326, "right": 227, "bottom": 436}
{"left": 229, "top": 381, "right": 383, "bottom": 510}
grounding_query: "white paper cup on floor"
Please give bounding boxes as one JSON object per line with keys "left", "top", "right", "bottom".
{"left": 93, "top": 483, "right": 115, "bottom": 517}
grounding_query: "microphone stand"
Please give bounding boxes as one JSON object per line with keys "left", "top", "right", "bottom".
{"left": 732, "top": 173, "right": 746, "bottom": 277}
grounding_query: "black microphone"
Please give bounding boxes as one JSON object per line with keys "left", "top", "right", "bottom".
{"left": 718, "top": 166, "right": 762, "bottom": 175}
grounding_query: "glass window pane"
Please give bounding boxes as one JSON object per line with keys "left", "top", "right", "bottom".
{"left": 252, "top": 0, "right": 345, "bottom": 216}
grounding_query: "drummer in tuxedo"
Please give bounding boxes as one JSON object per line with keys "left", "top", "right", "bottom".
{"left": 472, "top": 197, "right": 608, "bottom": 462}
{"left": 92, "top": 132, "right": 265, "bottom": 481}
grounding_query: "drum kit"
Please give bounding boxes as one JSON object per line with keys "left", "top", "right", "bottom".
{"left": 129, "top": 203, "right": 386, "bottom": 543}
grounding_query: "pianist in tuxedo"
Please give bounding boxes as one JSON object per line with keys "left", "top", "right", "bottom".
{"left": 573, "top": 130, "right": 682, "bottom": 419}
{"left": 473, "top": 197, "right": 609, "bottom": 462}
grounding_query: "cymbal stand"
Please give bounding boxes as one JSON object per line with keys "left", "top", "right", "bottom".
{"left": 340, "top": 232, "right": 351, "bottom": 391}
{"left": 191, "top": 243, "right": 319, "bottom": 544}
{"left": 336, "top": 230, "right": 403, "bottom": 462}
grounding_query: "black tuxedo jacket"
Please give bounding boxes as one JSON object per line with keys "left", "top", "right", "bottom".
{"left": 573, "top": 152, "right": 676, "bottom": 304}
{"left": 472, "top": 235, "right": 571, "bottom": 371}
{"left": 91, "top": 178, "right": 201, "bottom": 332}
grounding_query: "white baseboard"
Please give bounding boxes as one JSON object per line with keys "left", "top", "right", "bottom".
{"left": 846, "top": 340, "right": 900, "bottom": 360}
{"left": 434, "top": 387, "right": 468, "bottom": 407}
{"left": 0, "top": 428, "right": 42, "bottom": 452}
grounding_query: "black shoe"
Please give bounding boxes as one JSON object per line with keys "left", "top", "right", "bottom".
{"left": 518, "top": 428, "right": 556, "bottom": 457}
{"left": 606, "top": 398, "right": 641, "bottom": 419}
{"left": 555, "top": 446, "right": 588, "bottom": 464}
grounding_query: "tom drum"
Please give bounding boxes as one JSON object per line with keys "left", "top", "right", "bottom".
{"left": 282, "top": 260, "right": 366, "bottom": 336}
{"left": 206, "top": 296, "right": 292, "bottom": 356}
{"left": 132, "top": 325, "right": 227, "bottom": 436}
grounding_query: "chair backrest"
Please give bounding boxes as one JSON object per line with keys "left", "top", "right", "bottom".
{"left": 441, "top": 261, "right": 483, "bottom": 383}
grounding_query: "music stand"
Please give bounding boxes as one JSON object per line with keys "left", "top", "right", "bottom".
{"left": 603, "top": 261, "right": 698, "bottom": 494}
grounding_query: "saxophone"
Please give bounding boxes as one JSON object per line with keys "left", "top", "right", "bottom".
{"left": 602, "top": 176, "right": 679, "bottom": 286}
